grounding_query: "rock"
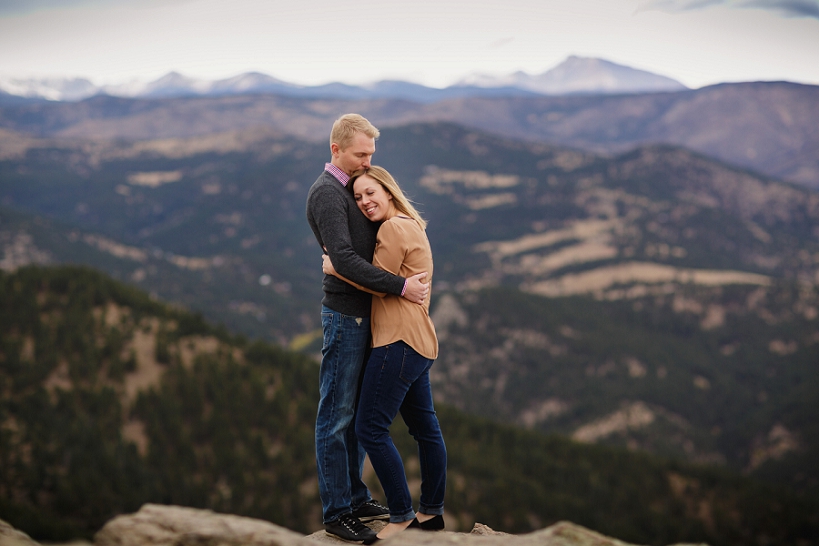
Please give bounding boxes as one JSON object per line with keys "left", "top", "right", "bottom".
{"left": 94, "top": 505, "right": 706, "bottom": 546}
{"left": 469, "top": 523, "right": 510, "bottom": 536}
{"left": 0, "top": 519, "right": 40, "bottom": 546}
{"left": 311, "top": 520, "right": 705, "bottom": 546}
{"left": 93, "top": 504, "right": 311, "bottom": 546}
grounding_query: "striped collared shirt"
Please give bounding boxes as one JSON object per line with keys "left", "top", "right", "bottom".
{"left": 325, "top": 163, "right": 349, "bottom": 186}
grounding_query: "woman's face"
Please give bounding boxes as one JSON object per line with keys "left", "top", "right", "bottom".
{"left": 353, "top": 174, "right": 393, "bottom": 222}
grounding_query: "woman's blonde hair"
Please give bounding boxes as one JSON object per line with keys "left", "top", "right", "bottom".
{"left": 349, "top": 166, "right": 427, "bottom": 230}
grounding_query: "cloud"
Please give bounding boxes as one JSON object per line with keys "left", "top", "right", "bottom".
{"left": 740, "top": 0, "right": 819, "bottom": 17}
{"left": 635, "top": 0, "right": 819, "bottom": 18}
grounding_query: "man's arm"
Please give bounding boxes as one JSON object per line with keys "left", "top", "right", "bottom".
{"left": 322, "top": 226, "right": 429, "bottom": 304}
{"left": 311, "top": 185, "right": 405, "bottom": 295}
{"left": 322, "top": 254, "right": 385, "bottom": 297}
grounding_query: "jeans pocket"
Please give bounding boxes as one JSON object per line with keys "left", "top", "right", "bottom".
{"left": 398, "top": 344, "right": 428, "bottom": 384}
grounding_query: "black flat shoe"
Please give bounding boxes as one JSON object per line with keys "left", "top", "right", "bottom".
{"left": 408, "top": 515, "right": 444, "bottom": 531}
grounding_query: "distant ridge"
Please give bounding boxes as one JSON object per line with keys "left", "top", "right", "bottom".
{"left": 0, "top": 56, "right": 685, "bottom": 102}
{"left": 459, "top": 56, "right": 687, "bottom": 95}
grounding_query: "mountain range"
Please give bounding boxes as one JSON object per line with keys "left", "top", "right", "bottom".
{"left": 0, "top": 56, "right": 685, "bottom": 103}
{"left": 1, "top": 81, "right": 815, "bottom": 191}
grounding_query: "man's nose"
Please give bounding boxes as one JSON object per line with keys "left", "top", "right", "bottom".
{"left": 362, "top": 156, "right": 371, "bottom": 167}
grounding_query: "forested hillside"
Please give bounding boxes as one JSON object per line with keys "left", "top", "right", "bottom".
{"left": 431, "top": 287, "right": 819, "bottom": 492}
{"left": 1, "top": 266, "right": 817, "bottom": 546}
{"left": 2, "top": 121, "right": 818, "bottom": 495}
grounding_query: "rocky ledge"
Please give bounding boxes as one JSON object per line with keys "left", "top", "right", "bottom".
{"left": 2, "top": 504, "right": 707, "bottom": 546}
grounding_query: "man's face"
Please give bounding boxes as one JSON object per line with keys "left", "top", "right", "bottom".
{"left": 331, "top": 132, "right": 376, "bottom": 176}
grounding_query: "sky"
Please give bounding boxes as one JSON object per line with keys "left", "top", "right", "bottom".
{"left": 0, "top": 0, "right": 818, "bottom": 89}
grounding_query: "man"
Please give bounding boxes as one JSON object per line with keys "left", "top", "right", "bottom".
{"left": 305, "top": 113, "right": 429, "bottom": 542}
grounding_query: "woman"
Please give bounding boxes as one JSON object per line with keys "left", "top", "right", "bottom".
{"left": 323, "top": 166, "right": 446, "bottom": 542}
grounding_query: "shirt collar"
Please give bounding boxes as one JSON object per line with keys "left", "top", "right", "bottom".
{"left": 325, "top": 163, "right": 349, "bottom": 187}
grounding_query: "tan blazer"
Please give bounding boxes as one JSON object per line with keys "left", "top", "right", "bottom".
{"left": 340, "top": 216, "right": 438, "bottom": 360}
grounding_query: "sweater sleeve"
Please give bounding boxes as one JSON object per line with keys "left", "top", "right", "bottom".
{"left": 310, "top": 185, "right": 405, "bottom": 296}
{"left": 329, "top": 271, "right": 387, "bottom": 298}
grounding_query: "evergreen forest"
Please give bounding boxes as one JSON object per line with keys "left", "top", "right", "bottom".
{"left": 1, "top": 266, "right": 817, "bottom": 545}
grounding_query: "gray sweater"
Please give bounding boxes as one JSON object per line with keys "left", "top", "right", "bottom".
{"left": 306, "top": 169, "right": 406, "bottom": 317}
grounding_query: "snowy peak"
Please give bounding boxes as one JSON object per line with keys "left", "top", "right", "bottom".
{"left": 460, "top": 55, "right": 687, "bottom": 95}
{"left": 0, "top": 57, "right": 687, "bottom": 102}
{"left": 209, "top": 72, "right": 296, "bottom": 93}
{"left": 0, "top": 76, "right": 98, "bottom": 101}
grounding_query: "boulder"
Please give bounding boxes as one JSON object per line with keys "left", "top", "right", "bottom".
{"left": 0, "top": 519, "right": 40, "bottom": 546}
{"left": 94, "top": 504, "right": 310, "bottom": 546}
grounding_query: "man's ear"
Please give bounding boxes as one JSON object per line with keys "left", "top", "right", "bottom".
{"left": 330, "top": 142, "right": 340, "bottom": 156}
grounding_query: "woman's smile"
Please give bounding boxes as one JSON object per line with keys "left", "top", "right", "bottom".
{"left": 354, "top": 174, "right": 394, "bottom": 222}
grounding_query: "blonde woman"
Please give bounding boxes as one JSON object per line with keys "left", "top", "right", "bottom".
{"left": 323, "top": 166, "right": 446, "bottom": 542}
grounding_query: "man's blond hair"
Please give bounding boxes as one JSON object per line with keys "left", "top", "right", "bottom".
{"left": 330, "top": 113, "right": 380, "bottom": 150}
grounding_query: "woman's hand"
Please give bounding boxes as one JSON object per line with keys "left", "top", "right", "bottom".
{"left": 322, "top": 254, "right": 337, "bottom": 277}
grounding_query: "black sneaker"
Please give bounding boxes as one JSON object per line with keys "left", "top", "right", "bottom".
{"left": 325, "top": 514, "right": 377, "bottom": 543}
{"left": 351, "top": 500, "right": 390, "bottom": 521}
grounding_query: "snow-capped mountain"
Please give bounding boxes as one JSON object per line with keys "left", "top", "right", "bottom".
{"left": 0, "top": 76, "right": 99, "bottom": 101}
{"left": 0, "top": 56, "right": 687, "bottom": 102}
{"left": 460, "top": 56, "right": 686, "bottom": 95}
{"left": 0, "top": 71, "right": 300, "bottom": 102}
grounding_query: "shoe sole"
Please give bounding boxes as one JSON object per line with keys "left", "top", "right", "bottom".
{"left": 324, "top": 531, "right": 371, "bottom": 543}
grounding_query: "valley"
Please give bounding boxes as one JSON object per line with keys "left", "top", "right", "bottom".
{"left": 1, "top": 85, "right": 818, "bottom": 543}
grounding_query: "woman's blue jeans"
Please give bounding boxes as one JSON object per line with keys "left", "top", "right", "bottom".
{"left": 355, "top": 340, "right": 447, "bottom": 523}
{"left": 316, "top": 306, "right": 373, "bottom": 524}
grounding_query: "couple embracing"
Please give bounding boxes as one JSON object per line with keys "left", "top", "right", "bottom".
{"left": 305, "top": 114, "right": 447, "bottom": 544}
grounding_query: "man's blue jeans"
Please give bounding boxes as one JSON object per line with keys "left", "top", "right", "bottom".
{"left": 316, "top": 305, "right": 373, "bottom": 524}
{"left": 355, "top": 340, "right": 447, "bottom": 523}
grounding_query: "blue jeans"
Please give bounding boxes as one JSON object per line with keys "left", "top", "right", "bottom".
{"left": 316, "top": 305, "right": 373, "bottom": 524}
{"left": 355, "top": 340, "right": 447, "bottom": 523}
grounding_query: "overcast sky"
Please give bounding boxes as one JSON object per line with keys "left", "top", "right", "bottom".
{"left": 1, "top": 0, "right": 817, "bottom": 88}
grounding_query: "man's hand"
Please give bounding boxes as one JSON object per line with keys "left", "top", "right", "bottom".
{"left": 402, "top": 272, "right": 429, "bottom": 304}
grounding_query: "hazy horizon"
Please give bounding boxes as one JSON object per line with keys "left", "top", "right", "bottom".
{"left": 1, "top": 0, "right": 818, "bottom": 89}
